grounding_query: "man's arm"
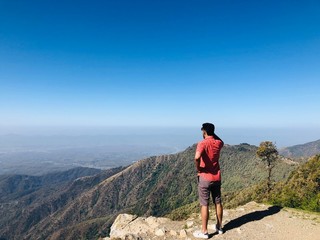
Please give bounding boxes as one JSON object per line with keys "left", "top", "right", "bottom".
{"left": 194, "top": 151, "right": 202, "bottom": 173}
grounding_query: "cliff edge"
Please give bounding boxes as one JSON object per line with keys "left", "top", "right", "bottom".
{"left": 104, "top": 201, "right": 320, "bottom": 240}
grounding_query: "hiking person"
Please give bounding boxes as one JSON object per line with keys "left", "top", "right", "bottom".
{"left": 193, "top": 123, "right": 224, "bottom": 239}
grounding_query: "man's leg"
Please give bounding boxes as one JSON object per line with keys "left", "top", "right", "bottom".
{"left": 198, "top": 177, "right": 210, "bottom": 234}
{"left": 201, "top": 205, "right": 209, "bottom": 233}
{"left": 215, "top": 202, "right": 223, "bottom": 228}
{"left": 211, "top": 182, "right": 223, "bottom": 232}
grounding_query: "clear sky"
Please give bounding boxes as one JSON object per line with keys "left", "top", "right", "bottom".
{"left": 0, "top": 0, "right": 319, "bottom": 132}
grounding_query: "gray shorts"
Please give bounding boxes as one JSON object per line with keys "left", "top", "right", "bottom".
{"left": 198, "top": 176, "right": 222, "bottom": 206}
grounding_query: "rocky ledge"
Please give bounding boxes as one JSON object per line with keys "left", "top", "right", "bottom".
{"left": 103, "top": 202, "right": 320, "bottom": 240}
{"left": 104, "top": 213, "right": 193, "bottom": 240}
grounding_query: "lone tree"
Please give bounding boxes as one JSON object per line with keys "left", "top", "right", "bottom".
{"left": 256, "top": 141, "right": 279, "bottom": 193}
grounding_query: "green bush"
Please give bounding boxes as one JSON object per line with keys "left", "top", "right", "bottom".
{"left": 269, "top": 155, "right": 320, "bottom": 212}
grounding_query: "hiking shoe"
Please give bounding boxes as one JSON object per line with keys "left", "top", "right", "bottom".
{"left": 193, "top": 230, "right": 209, "bottom": 239}
{"left": 214, "top": 224, "right": 223, "bottom": 234}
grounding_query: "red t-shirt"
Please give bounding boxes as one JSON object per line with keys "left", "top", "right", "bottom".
{"left": 196, "top": 136, "right": 224, "bottom": 181}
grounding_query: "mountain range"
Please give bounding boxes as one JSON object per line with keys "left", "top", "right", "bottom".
{"left": 279, "top": 139, "right": 320, "bottom": 159}
{"left": 0, "top": 139, "right": 319, "bottom": 239}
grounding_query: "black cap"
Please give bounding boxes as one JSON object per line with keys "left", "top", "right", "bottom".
{"left": 201, "top": 123, "right": 215, "bottom": 136}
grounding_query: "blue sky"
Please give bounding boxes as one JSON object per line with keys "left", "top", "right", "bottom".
{"left": 0, "top": 0, "right": 320, "bottom": 133}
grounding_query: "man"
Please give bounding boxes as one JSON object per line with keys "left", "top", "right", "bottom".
{"left": 193, "top": 123, "right": 224, "bottom": 239}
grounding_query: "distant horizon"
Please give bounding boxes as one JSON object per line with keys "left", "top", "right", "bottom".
{"left": 0, "top": 125, "right": 319, "bottom": 149}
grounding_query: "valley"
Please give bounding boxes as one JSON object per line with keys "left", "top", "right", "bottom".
{"left": 0, "top": 139, "right": 319, "bottom": 239}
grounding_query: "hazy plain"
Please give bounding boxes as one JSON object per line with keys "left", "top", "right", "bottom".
{"left": 0, "top": 126, "right": 319, "bottom": 175}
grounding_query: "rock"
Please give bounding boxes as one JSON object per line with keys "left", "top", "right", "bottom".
{"left": 145, "top": 216, "right": 168, "bottom": 229}
{"left": 170, "top": 230, "right": 177, "bottom": 236}
{"left": 155, "top": 228, "right": 165, "bottom": 236}
{"left": 112, "top": 214, "right": 137, "bottom": 228}
{"left": 110, "top": 214, "right": 175, "bottom": 239}
{"left": 145, "top": 216, "right": 160, "bottom": 229}
{"left": 179, "top": 229, "right": 187, "bottom": 238}
{"left": 186, "top": 221, "right": 193, "bottom": 228}
{"left": 110, "top": 215, "right": 149, "bottom": 239}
